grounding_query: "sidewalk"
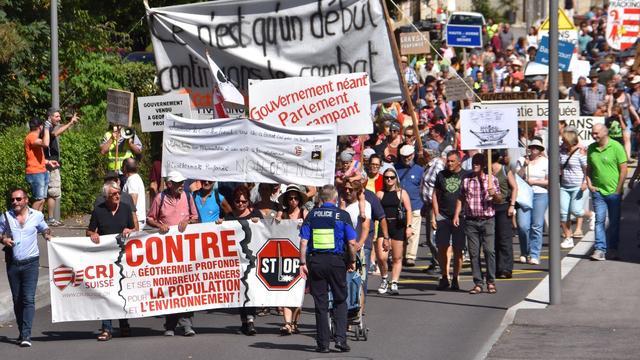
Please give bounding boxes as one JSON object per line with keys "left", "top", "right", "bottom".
{"left": 0, "top": 215, "right": 89, "bottom": 325}
{"left": 487, "top": 186, "right": 640, "bottom": 359}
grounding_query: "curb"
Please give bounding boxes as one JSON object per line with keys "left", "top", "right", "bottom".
{"left": 474, "top": 231, "right": 595, "bottom": 360}
{"left": 0, "top": 271, "right": 50, "bottom": 326}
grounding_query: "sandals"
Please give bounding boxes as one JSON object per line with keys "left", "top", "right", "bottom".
{"left": 280, "top": 322, "right": 293, "bottom": 336}
{"left": 97, "top": 330, "right": 112, "bottom": 341}
{"left": 291, "top": 321, "right": 300, "bottom": 334}
{"left": 468, "top": 285, "right": 483, "bottom": 295}
{"left": 572, "top": 230, "right": 584, "bottom": 239}
{"left": 487, "top": 283, "right": 497, "bottom": 294}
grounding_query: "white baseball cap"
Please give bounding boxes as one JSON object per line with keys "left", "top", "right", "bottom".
{"left": 166, "top": 170, "right": 186, "bottom": 183}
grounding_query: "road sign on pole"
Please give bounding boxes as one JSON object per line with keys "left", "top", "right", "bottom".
{"left": 445, "top": 25, "right": 483, "bottom": 48}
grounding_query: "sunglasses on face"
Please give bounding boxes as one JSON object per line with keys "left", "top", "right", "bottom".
{"left": 11, "top": 197, "right": 24, "bottom": 202}
{"left": 202, "top": 180, "right": 214, "bottom": 184}
{"left": 344, "top": 188, "right": 354, "bottom": 192}
{"left": 287, "top": 197, "right": 300, "bottom": 202}
{"left": 369, "top": 163, "right": 381, "bottom": 167}
{"left": 384, "top": 176, "right": 396, "bottom": 180}
{"left": 235, "top": 199, "right": 248, "bottom": 204}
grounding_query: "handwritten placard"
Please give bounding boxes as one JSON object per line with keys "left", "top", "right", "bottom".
{"left": 146, "top": 0, "right": 403, "bottom": 119}
{"left": 161, "top": 114, "right": 337, "bottom": 186}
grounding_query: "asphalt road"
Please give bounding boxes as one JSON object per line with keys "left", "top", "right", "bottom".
{"left": 0, "top": 221, "right": 574, "bottom": 360}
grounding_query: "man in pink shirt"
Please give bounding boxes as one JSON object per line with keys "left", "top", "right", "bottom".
{"left": 146, "top": 170, "right": 199, "bottom": 336}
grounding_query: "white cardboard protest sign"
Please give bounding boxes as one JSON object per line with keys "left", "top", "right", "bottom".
{"left": 48, "top": 221, "right": 305, "bottom": 322}
{"left": 162, "top": 113, "right": 336, "bottom": 186}
{"left": 145, "top": 0, "right": 403, "bottom": 119}
{"left": 460, "top": 108, "right": 519, "bottom": 150}
{"left": 566, "top": 116, "right": 605, "bottom": 146}
{"left": 106, "top": 89, "right": 134, "bottom": 127}
{"left": 138, "top": 94, "right": 192, "bottom": 132}
{"left": 472, "top": 100, "right": 579, "bottom": 122}
{"left": 249, "top": 73, "right": 372, "bottom": 135}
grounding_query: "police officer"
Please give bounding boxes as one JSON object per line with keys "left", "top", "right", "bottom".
{"left": 299, "top": 185, "right": 357, "bottom": 353}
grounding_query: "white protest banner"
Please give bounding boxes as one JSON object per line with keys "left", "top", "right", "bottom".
{"left": 606, "top": 2, "right": 640, "bottom": 51}
{"left": 106, "top": 89, "right": 134, "bottom": 127}
{"left": 444, "top": 78, "right": 474, "bottom": 101}
{"left": 48, "top": 221, "right": 305, "bottom": 322}
{"left": 472, "top": 100, "right": 579, "bottom": 122}
{"left": 566, "top": 116, "right": 605, "bottom": 146}
{"left": 460, "top": 108, "right": 518, "bottom": 150}
{"left": 162, "top": 113, "right": 336, "bottom": 186}
{"left": 145, "top": 0, "right": 403, "bottom": 119}
{"left": 138, "top": 94, "right": 192, "bottom": 132}
{"left": 249, "top": 73, "right": 372, "bottom": 135}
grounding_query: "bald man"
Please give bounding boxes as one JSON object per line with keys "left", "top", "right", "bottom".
{"left": 586, "top": 124, "right": 627, "bottom": 261}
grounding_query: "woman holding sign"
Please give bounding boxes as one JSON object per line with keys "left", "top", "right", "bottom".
{"left": 216, "top": 186, "right": 262, "bottom": 336}
{"left": 275, "top": 185, "right": 308, "bottom": 335}
{"left": 516, "top": 139, "right": 549, "bottom": 265}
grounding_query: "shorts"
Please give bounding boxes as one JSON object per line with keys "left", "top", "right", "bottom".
{"left": 435, "top": 215, "right": 466, "bottom": 250}
{"left": 47, "top": 168, "right": 61, "bottom": 198}
{"left": 25, "top": 171, "right": 49, "bottom": 200}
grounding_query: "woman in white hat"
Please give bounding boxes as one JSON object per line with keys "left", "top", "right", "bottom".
{"left": 275, "top": 185, "right": 309, "bottom": 335}
{"left": 516, "top": 138, "right": 549, "bottom": 265}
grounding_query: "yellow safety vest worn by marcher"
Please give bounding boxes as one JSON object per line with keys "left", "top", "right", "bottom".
{"left": 102, "top": 131, "right": 135, "bottom": 171}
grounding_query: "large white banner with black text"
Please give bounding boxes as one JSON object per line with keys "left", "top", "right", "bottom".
{"left": 161, "top": 113, "right": 337, "bottom": 186}
{"left": 48, "top": 221, "right": 305, "bottom": 323}
{"left": 145, "top": 0, "right": 403, "bottom": 118}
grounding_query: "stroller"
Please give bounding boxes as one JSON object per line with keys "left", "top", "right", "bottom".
{"left": 328, "top": 253, "right": 369, "bottom": 341}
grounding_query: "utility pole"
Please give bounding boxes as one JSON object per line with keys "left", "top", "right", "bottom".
{"left": 51, "top": 0, "right": 61, "bottom": 221}
{"left": 548, "top": 0, "right": 561, "bottom": 305}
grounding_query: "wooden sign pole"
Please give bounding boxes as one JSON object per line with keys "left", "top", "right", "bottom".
{"left": 380, "top": 0, "right": 424, "bottom": 164}
{"left": 487, "top": 149, "right": 493, "bottom": 191}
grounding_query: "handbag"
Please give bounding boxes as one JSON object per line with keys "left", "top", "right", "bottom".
{"left": 515, "top": 175, "right": 533, "bottom": 210}
{"left": 397, "top": 190, "right": 406, "bottom": 222}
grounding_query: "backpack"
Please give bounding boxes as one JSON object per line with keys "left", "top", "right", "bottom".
{"left": 158, "top": 190, "right": 199, "bottom": 222}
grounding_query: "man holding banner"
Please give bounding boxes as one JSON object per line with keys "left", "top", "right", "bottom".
{"left": 146, "top": 171, "right": 199, "bottom": 336}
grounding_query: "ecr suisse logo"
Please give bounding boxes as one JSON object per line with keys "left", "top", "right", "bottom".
{"left": 257, "top": 239, "right": 302, "bottom": 291}
{"left": 53, "top": 264, "right": 114, "bottom": 291}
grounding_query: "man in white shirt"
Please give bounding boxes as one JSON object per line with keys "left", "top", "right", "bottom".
{"left": 122, "top": 158, "right": 146, "bottom": 230}
{"left": 342, "top": 180, "right": 371, "bottom": 253}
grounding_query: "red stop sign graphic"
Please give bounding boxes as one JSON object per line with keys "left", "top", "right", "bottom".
{"left": 257, "top": 238, "right": 302, "bottom": 291}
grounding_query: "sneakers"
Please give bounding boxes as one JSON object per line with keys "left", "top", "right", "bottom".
{"left": 388, "top": 281, "right": 399, "bottom": 295}
{"left": 20, "top": 339, "right": 32, "bottom": 347}
{"left": 403, "top": 259, "right": 415, "bottom": 267}
{"left": 183, "top": 327, "right": 196, "bottom": 336}
{"left": 560, "top": 237, "right": 574, "bottom": 249}
{"left": 377, "top": 277, "right": 389, "bottom": 294}
{"left": 164, "top": 329, "right": 175, "bottom": 336}
{"left": 436, "top": 278, "right": 450, "bottom": 291}
{"left": 519, "top": 255, "right": 528, "bottom": 264}
{"left": 590, "top": 249, "right": 606, "bottom": 261}
{"left": 47, "top": 218, "right": 63, "bottom": 227}
{"left": 528, "top": 258, "right": 540, "bottom": 265}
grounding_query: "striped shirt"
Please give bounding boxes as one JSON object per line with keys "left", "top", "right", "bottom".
{"left": 560, "top": 146, "right": 587, "bottom": 188}
{"left": 420, "top": 157, "right": 445, "bottom": 203}
{"left": 460, "top": 174, "right": 501, "bottom": 218}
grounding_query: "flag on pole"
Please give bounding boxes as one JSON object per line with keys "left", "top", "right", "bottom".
{"left": 205, "top": 51, "right": 245, "bottom": 105}
{"left": 212, "top": 87, "right": 228, "bottom": 118}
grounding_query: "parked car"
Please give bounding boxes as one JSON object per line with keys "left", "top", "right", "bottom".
{"left": 123, "top": 51, "right": 155, "bottom": 65}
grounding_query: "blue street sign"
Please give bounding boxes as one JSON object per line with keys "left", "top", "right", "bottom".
{"left": 445, "top": 25, "right": 483, "bottom": 48}
{"left": 535, "top": 35, "right": 574, "bottom": 71}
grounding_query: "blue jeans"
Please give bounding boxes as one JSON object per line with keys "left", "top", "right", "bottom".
{"left": 560, "top": 186, "right": 586, "bottom": 222}
{"left": 517, "top": 193, "right": 549, "bottom": 260}
{"left": 6, "top": 256, "right": 40, "bottom": 340}
{"left": 592, "top": 191, "right": 622, "bottom": 252}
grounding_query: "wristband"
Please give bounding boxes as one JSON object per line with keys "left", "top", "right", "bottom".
{"left": 299, "top": 262, "right": 306, "bottom": 266}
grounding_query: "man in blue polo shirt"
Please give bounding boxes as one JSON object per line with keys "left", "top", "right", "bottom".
{"left": 395, "top": 144, "right": 425, "bottom": 266}
{"left": 299, "top": 185, "right": 357, "bottom": 353}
